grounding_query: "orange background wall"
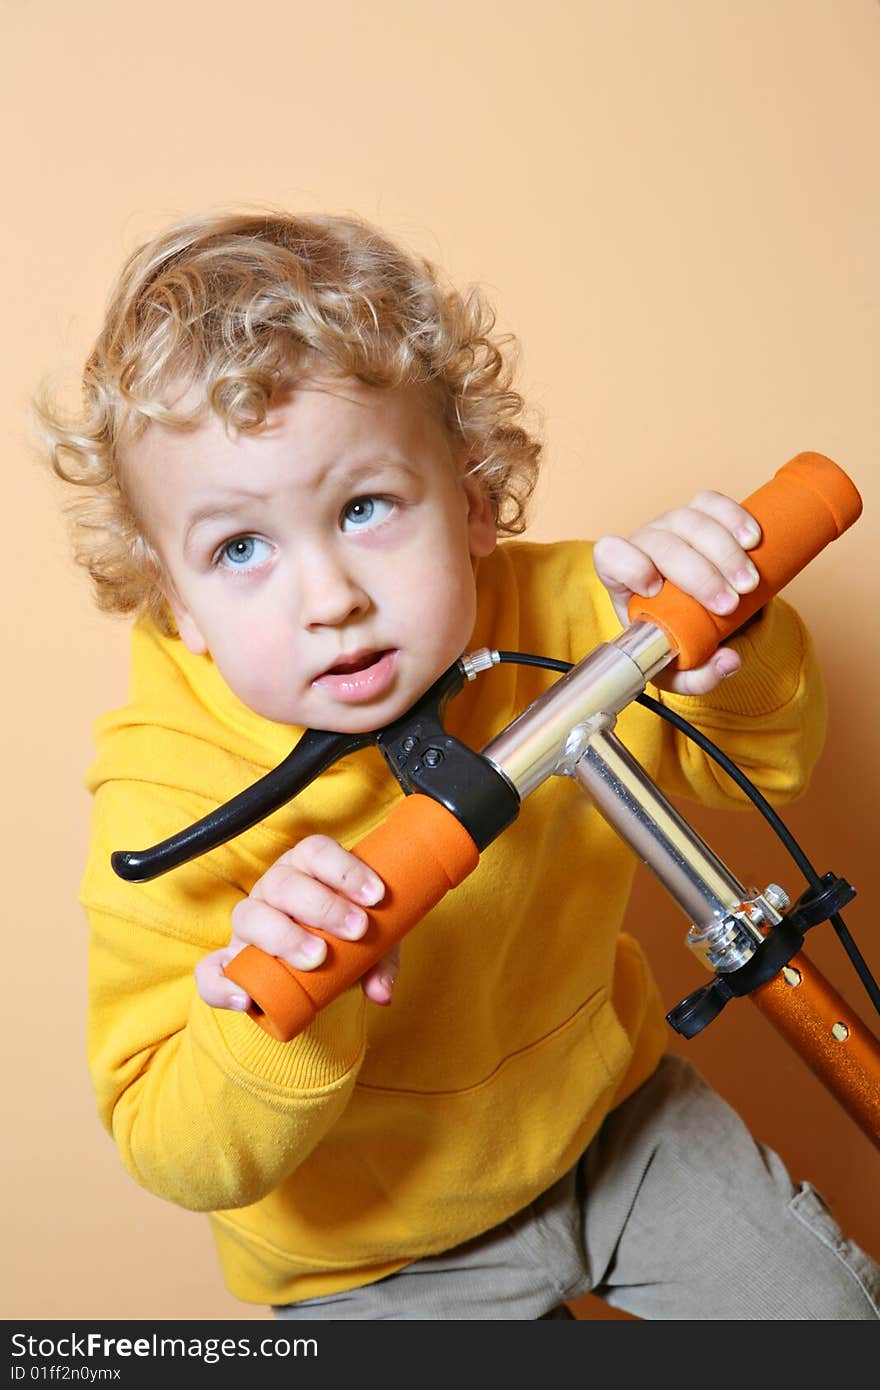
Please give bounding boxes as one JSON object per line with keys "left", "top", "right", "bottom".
{"left": 3, "top": 0, "right": 878, "bottom": 1321}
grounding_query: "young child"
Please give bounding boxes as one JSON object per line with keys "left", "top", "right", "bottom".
{"left": 39, "top": 209, "right": 879, "bottom": 1320}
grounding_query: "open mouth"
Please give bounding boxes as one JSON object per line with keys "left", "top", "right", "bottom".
{"left": 313, "top": 648, "right": 399, "bottom": 704}
{"left": 324, "top": 649, "right": 392, "bottom": 677}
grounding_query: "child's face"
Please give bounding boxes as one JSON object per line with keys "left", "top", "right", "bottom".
{"left": 123, "top": 377, "right": 497, "bottom": 732}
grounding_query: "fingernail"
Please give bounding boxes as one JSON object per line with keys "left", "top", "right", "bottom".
{"left": 736, "top": 523, "right": 761, "bottom": 547}
{"left": 344, "top": 908, "right": 368, "bottom": 939}
{"left": 357, "top": 877, "right": 384, "bottom": 906}
{"left": 734, "top": 564, "right": 759, "bottom": 593}
{"left": 379, "top": 971, "right": 397, "bottom": 992}
{"left": 228, "top": 992, "right": 249, "bottom": 1011}
{"left": 297, "top": 936, "right": 326, "bottom": 967}
{"left": 714, "top": 653, "right": 739, "bottom": 679}
{"left": 711, "top": 589, "right": 739, "bottom": 615}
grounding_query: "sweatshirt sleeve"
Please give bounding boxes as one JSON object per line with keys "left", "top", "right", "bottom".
{"left": 82, "top": 780, "right": 368, "bottom": 1214}
{"left": 651, "top": 596, "right": 827, "bottom": 809}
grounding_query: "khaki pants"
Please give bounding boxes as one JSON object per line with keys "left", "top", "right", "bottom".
{"left": 275, "top": 1056, "right": 880, "bottom": 1320}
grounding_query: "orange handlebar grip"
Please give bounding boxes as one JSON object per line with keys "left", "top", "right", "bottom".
{"left": 751, "top": 950, "right": 880, "bottom": 1150}
{"left": 223, "top": 794, "right": 480, "bottom": 1042}
{"left": 627, "top": 452, "right": 863, "bottom": 669}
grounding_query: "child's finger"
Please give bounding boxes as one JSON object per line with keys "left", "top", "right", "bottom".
{"left": 251, "top": 864, "right": 369, "bottom": 943}
{"left": 195, "top": 945, "right": 251, "bottom": 1011}
{"left": 633, "top": 506, "right": 761, "bottom": 591}
{"left": 250, "top": 838, "right": 385, "bottom": 946}
{"left": 686, "top": 490, "right": 762, "bottom": 549}
{"left": 627, "top": 515, "right": 759, "bottom": 613}
{"left": 653, "top": 502, "right": 762, "bottom": 593}
{"left": 653, "top": 647, "right": 742, "bottom": 697}
{"left": 230, "top": 894, "right": 331, "bottom": 971}
{"left": 592, "top": 534, "right": 664, "bottom": 602}
{"left": 287, "top": 835, "right": 385, "bottom": 909}
{"left": 360, "top": 945, "right": 401, "bottom": 1006}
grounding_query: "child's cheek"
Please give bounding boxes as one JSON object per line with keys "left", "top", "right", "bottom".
{"left": 428, "top": 558, "right": 478, "bottom": 645}
{"left": 213, "top": 629, "right": 297, "bottom": 717}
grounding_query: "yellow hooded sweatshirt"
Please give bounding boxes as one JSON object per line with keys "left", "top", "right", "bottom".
{"left": 81, "top": 540, "right": 825, "bottom": 1305}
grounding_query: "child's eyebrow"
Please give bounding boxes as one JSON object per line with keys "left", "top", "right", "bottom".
{"left": 337, "top": 458, "right": 421, "bottom": 487}
{"left": 182, "top": 492, "right": 268, "bottom": 547}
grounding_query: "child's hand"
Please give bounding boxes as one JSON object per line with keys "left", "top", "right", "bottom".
{"left": 194, "top": 836, "right": 397, "bottom": 1014}
{"left": 592, "top": 490, "right": 762, "bottom": 697}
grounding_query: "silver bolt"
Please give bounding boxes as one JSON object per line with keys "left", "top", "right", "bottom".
{"left": 764, "top": 884, "right": 791, "bottom": 913}
{"left": 831, "top": 1022, "right": 850, "bottom": 1042}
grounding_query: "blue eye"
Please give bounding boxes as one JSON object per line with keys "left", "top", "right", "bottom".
{"left": 218, "top": 536, "right": 271, "bottom": 569}
{"left": 341, "top": 496, "right": 394, "bottom": 532}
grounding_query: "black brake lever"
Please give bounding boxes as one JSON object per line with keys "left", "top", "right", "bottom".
{"left": 111, "top": 725, "right": 372, "bottom": 882}
{"left": 110, "top": 659, "right": 519, "bottom": 883}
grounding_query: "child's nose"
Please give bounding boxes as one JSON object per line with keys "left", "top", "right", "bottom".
{"left": 298, "top": 551, "right": 370, "bottom": 628}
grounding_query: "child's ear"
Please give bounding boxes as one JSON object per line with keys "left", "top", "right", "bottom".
{"left": 164, "top": 590, "right": 209, "bottom": 656}
{"left": 463, "top": 474, "right": 497, "bottom": 557}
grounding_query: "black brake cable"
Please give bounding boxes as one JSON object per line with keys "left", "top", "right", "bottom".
{"left": 494, "top": 650, "right": 880, "bottom": 1021}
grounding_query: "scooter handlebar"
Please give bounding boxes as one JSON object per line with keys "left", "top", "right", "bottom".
{"left": 223, "top": 794, "right": 479, "bottom": 1041}
{"left": 626, "top": 452, "right": 862, "bottom": 668}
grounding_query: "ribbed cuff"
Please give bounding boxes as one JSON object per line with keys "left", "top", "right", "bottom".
{"left": 191, "top": 989, "right": 366, "bottom": 1091}
{"left": 656, "top": 598, "right": 809, "bottom": 720}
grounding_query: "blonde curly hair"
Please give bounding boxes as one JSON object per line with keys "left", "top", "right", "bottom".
{"left": 35, "top": 208, "right": 542, "bottom": 631}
